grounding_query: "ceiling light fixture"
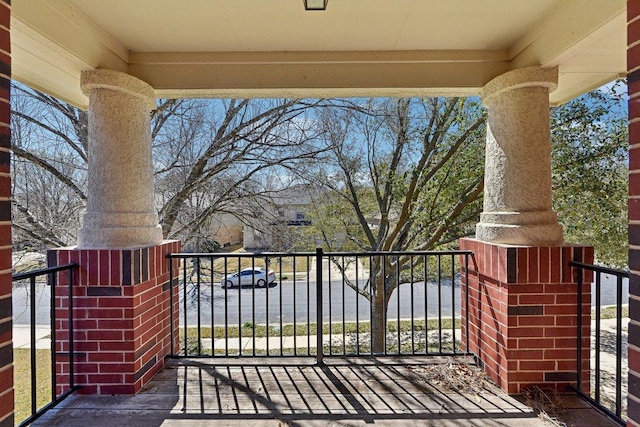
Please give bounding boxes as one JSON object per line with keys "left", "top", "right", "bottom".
{"left": 304, "top": 0, "right": 328, "bottom": 11}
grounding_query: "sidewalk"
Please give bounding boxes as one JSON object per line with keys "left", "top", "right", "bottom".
{"left": 202, "top": 328, "right": 460, "bottom": 352}
{"left": 12, "top": 324, "right": 51, "bottom": 349}
{"left": 307, "top": 256, "right": 367, "bottom": 282}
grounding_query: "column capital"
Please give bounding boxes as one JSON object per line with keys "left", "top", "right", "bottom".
{"left": 81, "top": 69, "right": 156, "bottom": 110}
{"left": 482, "top": 66, "right": 558, "bottom": 106}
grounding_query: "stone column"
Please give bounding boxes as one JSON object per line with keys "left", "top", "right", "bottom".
{"left": 78, "top": 69, "right": 163, "bottom": 249}
{"left": 50, "top": 70, "right": 179, "bottom": 396}
{"left": 466, "top": 66, "right": 592, "bottom": 395}
{"left": 476, "top": 66, "right": 563, "bottom": 246}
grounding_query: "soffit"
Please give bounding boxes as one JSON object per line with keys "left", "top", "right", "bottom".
{"left": 10, "top": 0, "right": 626, "bottom": 108}
{"left": 63, "top": 0, "right": 559, "bottom": 52}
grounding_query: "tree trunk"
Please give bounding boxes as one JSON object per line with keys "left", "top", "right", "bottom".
{"left": 369, "top": 261, "right": 390, "bottom": 354}
{"left": 370, "top": 291, "right": 387, "bottom": 354}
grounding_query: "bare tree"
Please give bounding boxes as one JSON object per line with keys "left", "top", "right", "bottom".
{"left": 10, "top": 83, "right": 327, "bottom": 251}
{"left": 11, "top": 84, "right": 88, "bottom": 249}
{"left": 301, "top": 97, "right": 486, "bottom": 352}
{"left": 152, "top": 98, "right": 327, "bottom": 245}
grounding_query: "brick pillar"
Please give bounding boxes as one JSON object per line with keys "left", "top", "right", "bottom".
{"left": 0, "top": 1, "right": 11, "bottom": 425}
{"left": 460, "top": 238, "right": 593, "bottom": 394}
{"left": 47, "top": 241, "right": 180, "bottom": 394}
{"left": 628, "top": 1, "right": 640, "bottom": 425}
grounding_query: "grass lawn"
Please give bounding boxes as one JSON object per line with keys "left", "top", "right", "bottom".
{"left": 13, "top": 348, "right": 51, "bottom": 425}
{"left": 596, "top": 305, "right": 629, "bottom": 319}
{"left": 181, "top": 318, "right": 461, "bottom": 340}
{"left": 179, "top": 318, "right": 463, "bottom": 356}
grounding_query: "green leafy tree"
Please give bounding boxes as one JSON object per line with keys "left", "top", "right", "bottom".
{"left": 551, "top": 81, "right": 628, "bottom": 267}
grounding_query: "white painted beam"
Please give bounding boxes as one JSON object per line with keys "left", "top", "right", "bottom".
{"left": 11, "top": 19, "right": 89, "bottom": 107}
{"left": 11, "top": 0, "right": 129, "bottom": 107}
{"left": 12, "top": 0, "right": 129, "bottom": 68}
{"left": 129, "top": 50, "right": 510, "bottom": 99}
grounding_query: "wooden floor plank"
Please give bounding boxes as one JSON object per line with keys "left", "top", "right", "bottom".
{"left": 31, "top": 358, "right": 622, "bottom": 427}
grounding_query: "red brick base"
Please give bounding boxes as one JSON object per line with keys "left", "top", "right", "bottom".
{"left": 459, "top": 238, "right": 593, "bottom": 394}
{"left": 47, "top": 241, "right": 180, "bottom": 394}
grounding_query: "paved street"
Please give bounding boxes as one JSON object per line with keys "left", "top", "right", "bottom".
{"left": 180, "top": 276, "right": 459, "bottom": 327}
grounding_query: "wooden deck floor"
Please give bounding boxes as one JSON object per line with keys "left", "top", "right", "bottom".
{"left": 32, "top": 357, "right": 621, "bottom": 427}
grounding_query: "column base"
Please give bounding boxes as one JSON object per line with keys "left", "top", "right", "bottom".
{"left": 459, "top": 237, "right": 592, "bottom": 394}
{"left": 476, "top": 211, "right": 563, "bottom": 246}
{"left": 78, "top": 224, "right": 163, "bottom": 249}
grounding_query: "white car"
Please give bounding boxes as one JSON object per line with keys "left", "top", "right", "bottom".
{"left": 220, "top": 268, "right": 276, "bottom": 288}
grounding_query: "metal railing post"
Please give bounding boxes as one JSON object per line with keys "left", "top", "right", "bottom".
{"left": 68, "top": 266, "right": 75, "bottom": 391}
{"left": 50, "top": 272, "right": 57, "bottom": 402}
{"left": 576, "top": 264, "right": 583, "bottom": 392}
{"left": 30, "top": 276, "right": 36, "bottom": 415}
{"left": 12, "top": 263, "right": 78, "bottom": 427}
{"left": 615, "top": 274, "right": 623, "bottom": 418}
{"left": 569, "top": 260, "right": 628, "bottom": 425}
{"left": 465, "top": 253, "right": 470, "bottom": 353}
{"left": 169, "top": 255, "right": 174, "bottom": 355}
{"left": 316, "top": 247, "right": 324, "bottom": 365}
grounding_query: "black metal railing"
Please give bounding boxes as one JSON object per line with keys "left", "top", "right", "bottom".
{"left": 167, "top": 248, "right": 472, "bottom": 362}
{"left": 572, "top": 261, "right": 628, "bottom": 425}
{"left": 12, "top": 263, "right": 79, "bottom": 427}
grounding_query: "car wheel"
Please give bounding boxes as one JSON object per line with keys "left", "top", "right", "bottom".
{"left": 223, "top": 280, "right": 233, "bottom": 288}
{"left": 257, "top": 279, "right": 266, "bottom": 287}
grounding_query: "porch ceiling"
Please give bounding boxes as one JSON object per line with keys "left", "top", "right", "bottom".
{"left": 11, "top": 0, "right": 626, "bottom": 108}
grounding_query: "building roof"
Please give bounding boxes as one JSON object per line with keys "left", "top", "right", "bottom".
{"left": 270, "top": 184, "right": 318, "bottom": 207}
